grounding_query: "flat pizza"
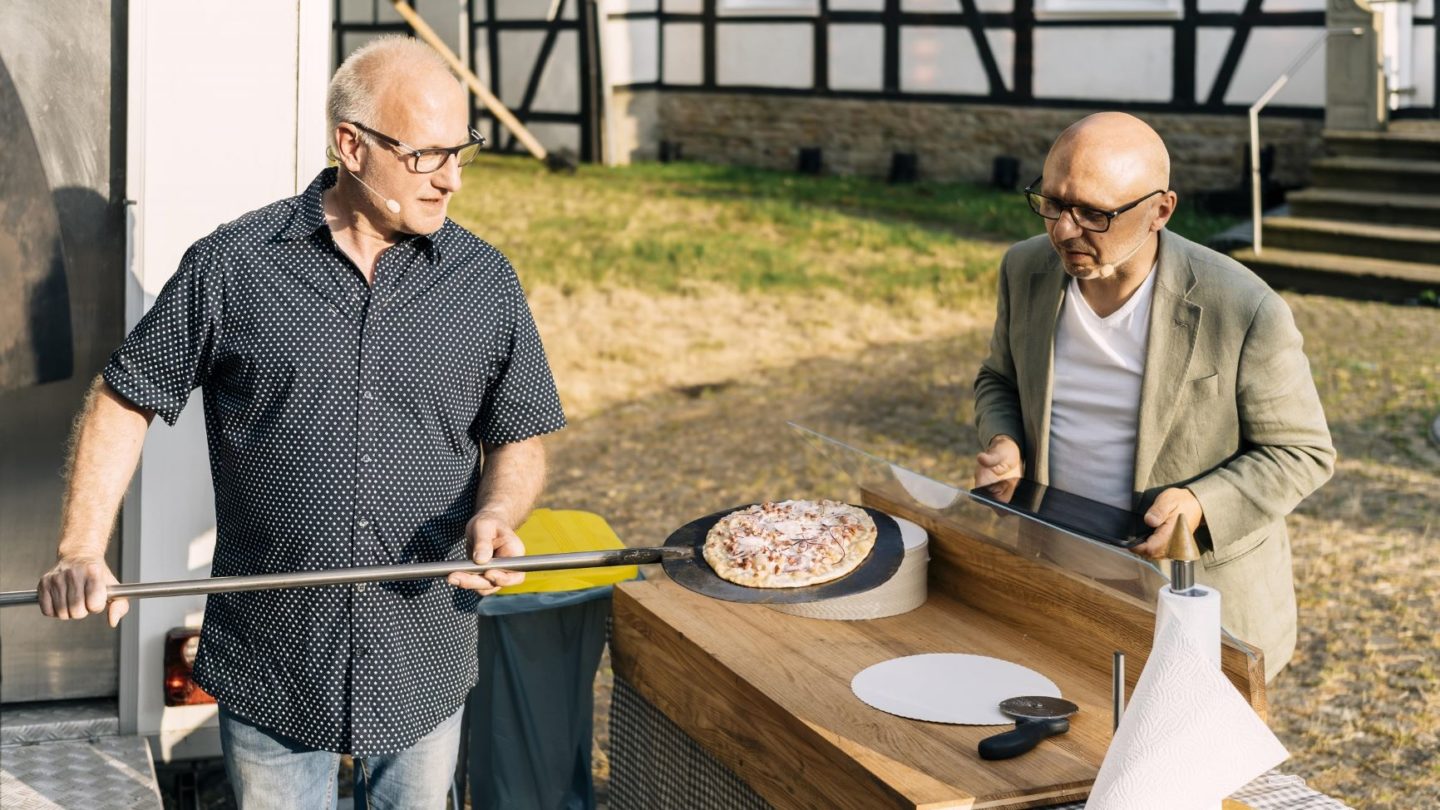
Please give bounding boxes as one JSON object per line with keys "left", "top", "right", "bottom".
{"left": 703, "top": 500, "right": 877, "bottom": 588}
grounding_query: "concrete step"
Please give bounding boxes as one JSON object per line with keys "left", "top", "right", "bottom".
{"left": 1232, "top": 246, "right": 1440, "bottom": 303}
{"left": 1262, "top": 216, "right": 1440, "bottom": 264}
{"left": 1287, "top": 188, "right": 1440, "bottom": 229}
{"left": 1310, "top": 156, "right": 1440, "bottom": 195}
{"left": 1324, "top": 128, "right": 1440, "bottom": 161}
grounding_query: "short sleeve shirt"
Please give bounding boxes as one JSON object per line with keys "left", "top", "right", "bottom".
{"left": 102, "top": 168, "right": 566, "bottom": 755}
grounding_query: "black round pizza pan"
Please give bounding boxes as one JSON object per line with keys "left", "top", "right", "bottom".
{"left": 660, "top": 505, "right": 904, "bottom": 605}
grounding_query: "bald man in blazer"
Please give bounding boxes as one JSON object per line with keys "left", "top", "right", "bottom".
{"left": 974, "top": 113, "right": 1335, "bottom": 682}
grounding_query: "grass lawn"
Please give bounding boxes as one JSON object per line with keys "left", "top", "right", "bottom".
{"left": 447, "top": 156, "right": 1436, "bottom": 809}
{"left": 450, "top": 155, "right": 1237, "bottom": 303}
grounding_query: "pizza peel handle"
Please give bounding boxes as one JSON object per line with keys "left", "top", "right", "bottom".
{"left": 659, "top": 505, "right": 905, "bottom": 605}
{"left": 0, "top": 547, "right": 693, "bottom": 608}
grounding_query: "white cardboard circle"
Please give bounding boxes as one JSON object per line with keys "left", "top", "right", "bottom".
{"left": 851, "top": 653, "right": 1062, "bottom": 725}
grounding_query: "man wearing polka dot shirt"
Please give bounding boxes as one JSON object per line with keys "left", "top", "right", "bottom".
{"left": 37, "top": 37, "right": 566, "bottom": 807}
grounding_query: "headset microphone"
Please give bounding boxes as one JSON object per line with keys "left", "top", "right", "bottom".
{"left": 349, "top": 169, "right": 402, "bottom": 215}
{"left": 1095, "top": 228, "right": 1152, "bottom": 278}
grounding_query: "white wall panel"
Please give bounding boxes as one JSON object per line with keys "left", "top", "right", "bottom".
{"left": 902, "top": 0, "right": 962, "bottom": 11}
{"left": 666, "top": 0, "right": 704, "bottom": 11}
{"left": 125, "top": 0, "right": 330, "bottom": 751}
{"left": 534, "top": 32, "right": 581, "bottom": 111}
{"left": 1260, "top": 0, "right": 1322, "bottom": 11}
{"left": 1222, "top": 27, "right": 1325, "bottom": 106}
{"left": 901, "top": 27, "right": 988, "bottom": 94}
{"left": 977, "top": 0, "right": 1016, "bottom": 12}
{"left": 498, "top": 30, "right": 582, "bottom": 110}
{"left": 829, "top": 0, "right": 885, "bottom": 11}
{"left": 1033, "top": 27, "right": 1172, "bottom": 101}
{"left": 1197, "top": 0, "right": 1245, "bottom": 12}
{"left": 501, "top": 0, "right": 578, "bottom": 18}
{"left": 1195, "top": 27, "right": 1233, "bottom": 101}
{"left": 1409, "top": 25, "right": 1435, "bottom": 107}
{"left": 664, "top": 23, "right": 705, "bottom": 85}
{"left": 985, "top": 28, "right": 1015, "bottom": 91}
{"left": 606, "top": 0, "right": 660, "bottom": 13}
{"left": 717, "top": 24, "right": 813, "bottom": 87}
{"left": 829, "top": 24, "right": 885, "bottom": 91}
{"left": 604, "top": 18, "right": 660, "bottom": 84}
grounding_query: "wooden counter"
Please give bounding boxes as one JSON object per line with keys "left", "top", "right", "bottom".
{"left": 610, "top": 491, "right": 1267, "bottom": 810}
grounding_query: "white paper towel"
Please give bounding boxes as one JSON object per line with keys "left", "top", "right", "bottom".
{"left": 1086, "top": 586, "right": 1288, "bottom": 810}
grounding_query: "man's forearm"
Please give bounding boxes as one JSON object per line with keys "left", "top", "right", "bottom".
{"left": 58, "top": 377, "right": 155, "bottom": 560}
{"left": 474, "top": 437, "right": 547, "bottom": 528}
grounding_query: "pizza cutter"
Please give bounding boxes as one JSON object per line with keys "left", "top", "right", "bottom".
{"left": 977, "top": 695, "right": 1080, "bottom": 760}
{"left": 0, "top": 505, "right": 905, "bottom": 608}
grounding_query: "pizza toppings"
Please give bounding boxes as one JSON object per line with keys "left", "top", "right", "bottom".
{"left": 703, "top": 500, "right": 878, "bottom": 588}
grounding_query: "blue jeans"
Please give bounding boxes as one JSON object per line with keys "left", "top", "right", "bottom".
{"left": 219, "top": 705, "right": 463, "bottom": 809}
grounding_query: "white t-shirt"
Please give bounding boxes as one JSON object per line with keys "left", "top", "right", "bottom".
{"left": 1047, "top": 265, "right": 1158, "bottom": 510}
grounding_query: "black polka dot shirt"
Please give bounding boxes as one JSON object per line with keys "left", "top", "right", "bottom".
{"left": 102, "top": 168, "right": 566, "bottom": 755}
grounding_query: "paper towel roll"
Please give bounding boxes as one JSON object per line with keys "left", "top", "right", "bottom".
{"left": 1086, "top": 584, "right": 1288, "bottom": 810}
{"left": 1155, "top": 586, "right": 1222, "bottom": 670}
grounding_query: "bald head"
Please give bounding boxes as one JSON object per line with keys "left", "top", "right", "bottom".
{"left": 327, "top": 36, "right": 463, "bottom": 142}
{"left": 1043, "top": 113, "right": 1170, "bottom": 205}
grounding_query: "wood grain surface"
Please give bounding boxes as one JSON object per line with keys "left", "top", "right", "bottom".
{"left": 609, "top": 491, "right": 1269, "bottom": 809}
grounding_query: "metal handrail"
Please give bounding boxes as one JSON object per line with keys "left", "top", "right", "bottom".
{"left": 1249, "top": 26, "right": 1365, "bottom": 254}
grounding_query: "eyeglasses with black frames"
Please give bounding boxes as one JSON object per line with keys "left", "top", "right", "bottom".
{"left": 1023, "top": 176, "right": 1166, "bottom": 233}
{"left": 351, "top": 121, "right": 486, "bottom": 174}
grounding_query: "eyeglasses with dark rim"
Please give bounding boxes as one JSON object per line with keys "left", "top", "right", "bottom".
{"left": 351, "top": 121, "right": 486, "bottom": 173}
{"left": 1023, "top": 175, "right": 1166, "bottom": 233}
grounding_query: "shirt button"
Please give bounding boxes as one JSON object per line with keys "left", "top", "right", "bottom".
{"left": 357, "top": 518, "right": 370, "bottom": 528}
{"left": 364, "top": 390, "right": 375, "bottom": 400}
{"left": 361, "top": 454, "right": 373, "bottom": 463}
{"left": 356, "top": 582, "right": 367, "bottom": 593}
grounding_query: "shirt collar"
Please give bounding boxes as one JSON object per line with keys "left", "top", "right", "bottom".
{"left": 276, "top": 167, "right": 447, "bottom": 262}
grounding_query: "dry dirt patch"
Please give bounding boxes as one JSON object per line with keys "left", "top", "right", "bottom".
{"left": 539, "top": 291, "right": 1437, "bottom": 810}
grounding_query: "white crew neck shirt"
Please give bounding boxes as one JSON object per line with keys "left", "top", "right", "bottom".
{"left": 1047, "top": 263, "right": 1159, "bottom": 510}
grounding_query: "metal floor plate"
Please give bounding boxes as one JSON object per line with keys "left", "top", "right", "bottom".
{"left": 0, "top": 699, "right": 119, "bottom": 746}
{"left": 0, "top": 735, "right": 161, "bottom": 809}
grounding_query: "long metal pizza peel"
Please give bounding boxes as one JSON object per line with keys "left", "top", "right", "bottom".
{"left": 0, "top": 505, "right": 904, "bottom": 608}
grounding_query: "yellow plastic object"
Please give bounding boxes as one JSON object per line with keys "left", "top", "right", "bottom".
{"left": 497, "top": 509, "right": 638, "bottom": 595}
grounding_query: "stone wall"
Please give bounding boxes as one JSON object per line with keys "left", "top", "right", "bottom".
{"left": 632, "top": 91, "right": 1324, "bottom": 195}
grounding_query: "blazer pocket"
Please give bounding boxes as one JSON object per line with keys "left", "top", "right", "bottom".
{"left": 1188, "top": 373, "right": 1220, "bottom": 401}
{"left": 1203, "top": 531, "right": 1267, "bottom": 570}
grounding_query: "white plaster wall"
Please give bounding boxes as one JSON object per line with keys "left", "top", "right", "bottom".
{"left": 1408, "top": 24, "right": 1435, "bottom": 107}
{"left": 829, "top": 24, "right": 885, "bottom": 91}
{"left": 604, "top": 18, "right": 660, "bottom": 83}
{"left": 124, "top": 0, "right": 331, "bottom": 756}
{"left": 985, "top": 29, "right": 1016, "bottom": 92}
{"left": 665, "top": 0, "right": 704, "bottom": 12}
{"left": 496, "top": 29, "right": 581, "bottom": 111}
{"left": 664, "top": 22, "right": 705, "bottom": 85}
{"left": 1195, "top": 27, "right": 1234, "bottom": 102}
{"left": 1222, "top": 27, "right": 1325, "bottom": 106}
{"left": 1259, "top": 0, "right": 1322, "bottom": 11}
{"left": 1033, "top": 27, "right": 1172, "bottom": 101}
{"left": 828, "top": 0, "right": 884, "bottom": 11}
{"left": 716, "top": 24, "right": 813, "bottom": 87}
{"left": 901, "top": 27, "right": 987, "bottom": 95}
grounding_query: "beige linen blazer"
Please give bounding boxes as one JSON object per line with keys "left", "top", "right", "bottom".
{"left": 974, "top": 230, "right": 1335, "bottom": 681}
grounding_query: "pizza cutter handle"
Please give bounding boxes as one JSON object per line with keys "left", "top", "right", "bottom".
{"left": 977, "top": 717, "right": 1071, "bottom": 761}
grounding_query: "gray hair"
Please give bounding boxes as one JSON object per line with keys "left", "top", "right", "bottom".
{"left": 326, "top": 36, "right": 455, "bottom": 146}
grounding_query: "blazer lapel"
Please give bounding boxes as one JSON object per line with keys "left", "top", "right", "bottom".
{"left": 1133, "top": 231, "right": 1203, "bottom": 493}
{"left": 1023, "top": 253, "right": 1067, "bottom": 484}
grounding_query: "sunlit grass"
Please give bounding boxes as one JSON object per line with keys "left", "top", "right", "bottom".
{"left": 448, "top": 155, "right": 1238, "bottom": 303}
